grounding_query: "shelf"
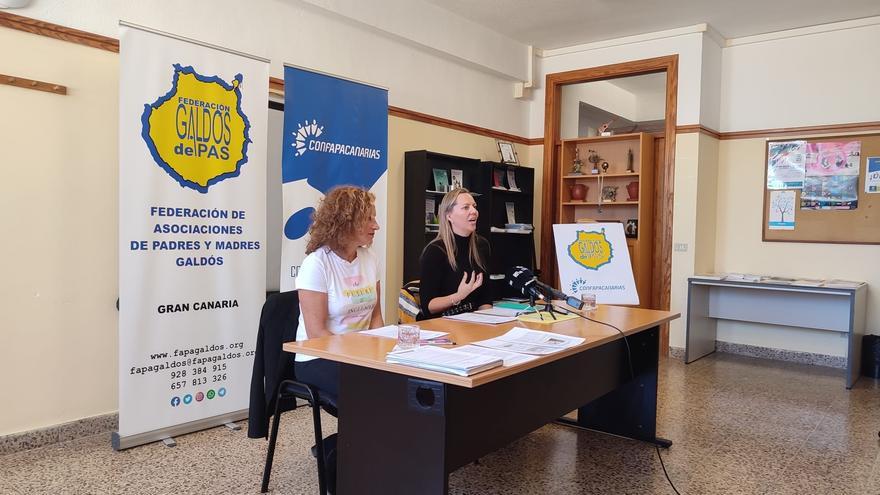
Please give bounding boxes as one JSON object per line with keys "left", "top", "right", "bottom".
{"left": 562, "top": 172, "right": 639, "bottom": 179}
{"left": 490, "top": 187, "right": 532, "bottom": 196}
{"left": 425, "top": 190, "right": 482, "bottom": 196}
{"left": 561, "top": 201, "right": 639, "bottom": 206}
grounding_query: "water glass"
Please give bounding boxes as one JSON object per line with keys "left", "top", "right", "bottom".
{"left": 397, "top": 324, "right": 421, "bottom": 350}
{"left": 580, "top": 293, "right": 597, "bottom": 311}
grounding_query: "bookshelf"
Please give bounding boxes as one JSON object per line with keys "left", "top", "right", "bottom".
{"left": 558, "top": 132, "right": 655, "bottom": 307}
{"left": 403, "top": 151, "right": 536, "bottom": 299}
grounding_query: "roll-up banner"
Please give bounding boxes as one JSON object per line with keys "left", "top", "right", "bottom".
{"left": 117, "top": 23, "right": 268, "bottom": 449}
{"left": 279, "top": 65, "right": 388, "bottom": 292}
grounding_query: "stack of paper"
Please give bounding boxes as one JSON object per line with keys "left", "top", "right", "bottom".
{"left": 444, "top": 312, "right": 516, "bottom": 324}
{"left": 691, "top": 273, "right": 725, "bottom": 280}
{"left": 791, "top": 278, "right": 824, "bottom": 287}
{"left": 822, "top": 279, "right": 864, "bottom": 288}
{"left": 386, "top": 346, "right": 503, "bottom": 376}
{"left": 725, "top": 273, "right": 766, "bottom": 282}
{"left": 471, "top": 327, "right": 584, "bottom": 355}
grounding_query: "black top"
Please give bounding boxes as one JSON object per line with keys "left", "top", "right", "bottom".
{"left": 419, "top": 233, "right": 492, "bottom": 319}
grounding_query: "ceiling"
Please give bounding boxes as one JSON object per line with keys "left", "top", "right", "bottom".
{"left": 425, "top": 0, "right": 880, "bottom": 49}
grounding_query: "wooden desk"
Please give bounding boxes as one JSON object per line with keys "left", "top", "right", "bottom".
{"left": 285, "top": 305, "right": 679, "bottom": 495}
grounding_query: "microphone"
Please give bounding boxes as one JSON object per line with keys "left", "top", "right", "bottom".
{"left": 535, "top": 280, "right": 585, "bottom": 310}
{"left": 506, "top": 266, "right": 545, "bottom": 302}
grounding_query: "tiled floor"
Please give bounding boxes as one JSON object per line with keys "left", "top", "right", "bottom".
{"left": 2, "top": 353, "right": 879, "bottom": 494}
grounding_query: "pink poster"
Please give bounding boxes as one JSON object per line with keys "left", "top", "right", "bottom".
{"left": 804, "top": 141, "right": 861, "bottom": 177}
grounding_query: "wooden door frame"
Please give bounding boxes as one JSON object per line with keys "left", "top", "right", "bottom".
{"left": 540, "top": 55, "right": 678, "bottom": 340}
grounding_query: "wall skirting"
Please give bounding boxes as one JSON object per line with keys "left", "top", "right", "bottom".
{"left": 0, "top": 413, "right": 118, "bottom": 456}
{"left": 667, "top": 342, "right": 846, "bottom": 369}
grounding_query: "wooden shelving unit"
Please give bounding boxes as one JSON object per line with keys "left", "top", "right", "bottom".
{"left": 557, "top": 132, "right": 655, "bottom": 308}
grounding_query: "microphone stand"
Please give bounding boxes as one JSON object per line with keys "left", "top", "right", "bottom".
{"left": 523, "top": 293, "right": 558, "bottom": 321}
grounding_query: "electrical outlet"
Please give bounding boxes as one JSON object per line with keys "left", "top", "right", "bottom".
{"left": 674, "top": 243, "right": 688, "bottom": 252}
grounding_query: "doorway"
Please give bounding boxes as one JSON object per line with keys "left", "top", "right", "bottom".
{"left": 540, "top": 55, "right": 678, "bottom": 352}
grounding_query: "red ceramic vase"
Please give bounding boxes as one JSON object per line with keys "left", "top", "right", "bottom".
{"left": 626, "top": 181, "right": 639, "bottom": 201}
{"left": 570, "top": 183, "right": 588, "bottom": 201}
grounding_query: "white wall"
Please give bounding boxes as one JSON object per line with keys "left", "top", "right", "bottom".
{"left": 16, "top": 0, "right": 532, "bottom": 137}
{"left": 720, "top": 19, "right": 880, "bottom": 132}
{"left": 530, "top": 29, "right": 706, "bottom": 136}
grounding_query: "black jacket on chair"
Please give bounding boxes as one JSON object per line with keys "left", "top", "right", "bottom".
{"left": 248, "top": 291, "right": 300, "bottom": 439}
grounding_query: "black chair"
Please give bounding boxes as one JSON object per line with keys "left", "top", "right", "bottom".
{"left": 247, "top": 291, "right": 337, "bottom": 494}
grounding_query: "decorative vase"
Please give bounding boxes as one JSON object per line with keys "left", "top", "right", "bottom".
{"left": 626, "top": 181, "right": 639, "bottom": 201}
{"left": 569, "top": 183, "right": 588, "bottom": 201}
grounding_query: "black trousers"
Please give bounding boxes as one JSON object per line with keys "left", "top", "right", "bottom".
{"left": 294, "top": 358, "right": 339, "bottom": 417}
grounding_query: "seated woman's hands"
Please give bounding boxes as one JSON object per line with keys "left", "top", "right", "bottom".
{"left": 454, "top": 271, "right": 483, "bottom": 304}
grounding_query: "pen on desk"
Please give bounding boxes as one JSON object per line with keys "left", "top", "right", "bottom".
{"left": 420, "top": 338, "right": 456, "bottom": 345}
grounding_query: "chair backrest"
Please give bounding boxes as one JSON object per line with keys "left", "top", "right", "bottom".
{"left": 248, "top": 290, "right": 300, "bottom": 439}
{"left": 398, "top": 280, "right": 421, "bottom": 324}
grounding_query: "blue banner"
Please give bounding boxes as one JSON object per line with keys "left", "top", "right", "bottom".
{"left": 280, "top": 66, "right": 388, "bottom": 290}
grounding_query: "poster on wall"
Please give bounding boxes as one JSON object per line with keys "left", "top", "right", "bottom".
{"left": 768, "top": 190, "right": 796, "bottom": 230}
{"left": 117, "top": 23, "right": 268, "bottom": 449}
{"left": 766, "top": 140, "right": 806, "bottom": 189}
{"left": 800, "top": 141, "right": 861, "bottom": 210}
{"left": 866, "top": 157, "right": 880, "bottom": 193}
{"left": 279, "top": 66, "right": 388, "bottom": 292}
{"left": 804, "top": 141, "right": 861, "bottom": 177}
{"left": 552, "top": 223, "right": 638, "bottom": 305}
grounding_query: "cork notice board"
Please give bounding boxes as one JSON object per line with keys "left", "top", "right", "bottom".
{"left": 762, "top": 133, "right": 879, "bottom": 244}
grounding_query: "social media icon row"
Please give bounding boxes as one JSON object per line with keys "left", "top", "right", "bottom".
{"left": 171, "top": 387, "right": 227, "bottom": 407}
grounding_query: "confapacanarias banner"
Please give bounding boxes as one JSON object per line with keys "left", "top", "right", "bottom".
{"left": 553, "top": 223, "right": 639, "bottom": 305}
{"left": 279, "top": 65, "right": 388, "bottom": 292}
{"left": 117, "top": 23, "right": 268, "bottom": 448}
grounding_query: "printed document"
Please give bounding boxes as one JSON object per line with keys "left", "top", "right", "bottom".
{"left": 455, "top": 345, "right": 538, "bottom": 367}
{"left": 443, "top": 312, "right": 516, "bottom": 324}
{"left": 472, "top": 327, "right": 585, "bottom": 355}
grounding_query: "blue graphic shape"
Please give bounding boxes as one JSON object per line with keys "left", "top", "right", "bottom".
{"left": 141, "top": 64, "right": 251, "bottom": 194}
{"left": 284, "top": 207, "right": 315, "bottom": 240}
{"left": 281, "top": 66, "right": 388, "bottom": 239}
{"left": 183, "top": 394, "right": 193, "bottom": 405}
{"left": 170, "top": 396, "right": 181, "bottom": 407}
{"left": 218, "top": 387, "right": 227, "bottom": 397}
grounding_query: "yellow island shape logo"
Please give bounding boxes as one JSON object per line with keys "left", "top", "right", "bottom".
{"left": 567, "top": 229, "right": 614, "bottom": 270}
{"left": 141, "top": 64, "right": 251, "bottom": 193}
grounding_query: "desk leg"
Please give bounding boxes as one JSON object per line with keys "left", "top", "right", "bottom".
{"left": 564, "top": 326, "right": 671, "bottom": 447}
{"left": 337, "top": 365, "right": 448, "bottom": 495}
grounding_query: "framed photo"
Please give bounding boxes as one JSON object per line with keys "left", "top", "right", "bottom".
{"left": 496, "top": 140, "right": 519, "bottom": 165}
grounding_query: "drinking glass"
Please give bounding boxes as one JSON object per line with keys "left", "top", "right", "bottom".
{"left": 397, "top": 324, "right": 421, "bottom": 350}
{"left": 580, "top": 293, "right": 597, "bottom": 311}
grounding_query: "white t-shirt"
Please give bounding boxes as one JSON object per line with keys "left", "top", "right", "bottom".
{"left": 295, "top": 246, "right": 379, "bottom": 362}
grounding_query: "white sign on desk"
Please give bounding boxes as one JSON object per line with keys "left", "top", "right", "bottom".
{"left": 553, "top": 223, "right": 638, "bottom": 305}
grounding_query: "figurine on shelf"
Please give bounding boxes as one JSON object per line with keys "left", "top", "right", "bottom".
{"left": 588, "top": 149, "right": 601, "bottom": 175}
{"left": 571, "top": 148, "right": 583, "bottom": 175}
{"left": 626, "top": 148, "right": 634, "bottom": 173}
{"left": 601, "top": 161, "right": 610, "bottom": 174}
{"left": 601, "top": 185, "right": 619, "bottom": 202}
{"left": 598, "top": 119, "right": 615, "bottom": 136}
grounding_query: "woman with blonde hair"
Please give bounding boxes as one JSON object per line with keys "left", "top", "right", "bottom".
{"left": 419, "top": 188, "right": 492, "bottom": 318}
{"left": 295, "top": 185, "right": 383, "bottom": 399}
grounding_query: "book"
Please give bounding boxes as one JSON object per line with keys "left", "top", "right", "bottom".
{"left": 450, "top": 169, "right": 463, "bottom": 190}
{"left": 505, "top": 202, "right": 516, "bottom": 224}
{"left": 425, "top": 198, "right": 435, "bottom": 224}
{"left": 386, "top": 346, "right": 503, "bottom": 376}
{"left": 432, "top": 168, "right": 449, "bottom": 192}
{"left": 506, "top": 169, "right": 520, "bottom": 191}
{"left": 493, "top": 169, "right": 506, "bottom": 189}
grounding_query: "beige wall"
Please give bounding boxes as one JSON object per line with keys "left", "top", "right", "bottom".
{"left": 714, "top": 137, "right": 879, "bottom": 355}
{"left": 0, "top": 28, "right": 119, "bottom": 436}
{"left": 0, "top": 25, "right": 539, "bottom": 436}
{"left": 384, "top": 119, "right": 537, "bottom": 319}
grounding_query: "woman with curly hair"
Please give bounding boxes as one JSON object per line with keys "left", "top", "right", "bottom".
{"left": 295, "top": 185, "right": 383, "bottom": 400}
